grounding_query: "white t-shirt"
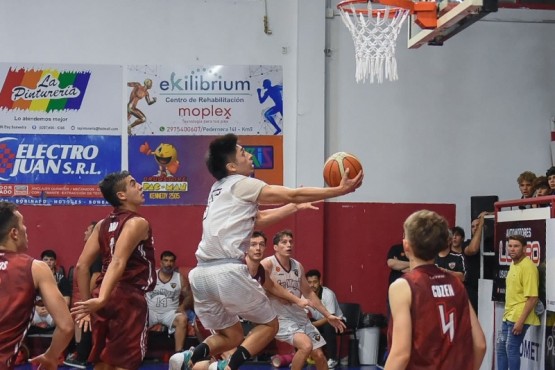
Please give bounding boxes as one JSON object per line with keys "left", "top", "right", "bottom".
{"left": 307, "top": 286, "right": 345, "bottom": 321}
{"left": 196, "top": 175, "right": 266, "bottom": 262}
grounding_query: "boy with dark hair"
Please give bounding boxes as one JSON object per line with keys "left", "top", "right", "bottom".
{"left": 146, "top": 250, "right": 192, "bottom": 352}
{"left": 72, "top": 171, "right": 156, "bottom": 370}
{"left": 533, "top": 176, "right": 550, "bottom": 196}
{"left": 546, "top": 167, "right": 555, "bottom": 194}
{"left": 305, "top": 269, "right": 344, "bottom": 368}
{"left": 33, "top": 249, "right": 71, "bottom": 329}
{"left": 182, "top": 134, "right": 362, "bottom": 370}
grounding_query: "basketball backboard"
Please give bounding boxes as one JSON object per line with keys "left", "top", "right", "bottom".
{"left": 407, "top": 0, "right": 498, "bottom": 48}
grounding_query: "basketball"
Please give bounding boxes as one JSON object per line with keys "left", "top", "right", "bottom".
{"left": 323, "top": 152, "right": 362, "bottom": 187}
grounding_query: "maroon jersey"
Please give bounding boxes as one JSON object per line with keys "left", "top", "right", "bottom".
{"left": 388, "top": 264, "right": 473, "bottom": 370}
{"left": 251, "top": 264, "right": 266, "bottom": 286}
{"left": 0, "top": 252, "right": 36, "bottom": 370}
{"left": 96, "top": 209, "right": 156, "bottom": 292}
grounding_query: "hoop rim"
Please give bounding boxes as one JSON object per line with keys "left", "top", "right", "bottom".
{"left": 337, "top": 0, "right": 438, "bottom": 27}
{"left": 337, "top": 0, "right": 414, "bottom": 14}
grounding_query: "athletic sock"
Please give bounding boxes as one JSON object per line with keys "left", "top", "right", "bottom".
{"left": 227, "top": 346, "right": 251, "bottom": 370}
{"left": 191, "top": 343, "right": 210, "bottom": 364}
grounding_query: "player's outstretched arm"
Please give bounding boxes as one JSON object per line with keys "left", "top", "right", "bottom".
{"left": 469, "top": 302, "right": 486, "bottom": 370}
{"left": 262, "top": 269, "right": 310, "bottom": 309}
{"left": 73, "top": 217, "right": 149, "bottom": 318}
{"left": 30, "top": 261, "right": 73, "bottom": 370}
{"left": 258, "top": 169, "right": 363, "bottom": 205}
{"left": 384, "top": 279, "right": 412, "bottom": 370}
{"left": 255, "top": 202, "right": 319, "bottom": 229}
{"left": 298, "top": 265, "right": 345, "bottom": 333}
{"left": 72, "top": 221, "right": 102, "bottom": 328}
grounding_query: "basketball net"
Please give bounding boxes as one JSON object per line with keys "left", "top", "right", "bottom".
{"left": 338, "top": 1, "right": 410, "bottom": 83}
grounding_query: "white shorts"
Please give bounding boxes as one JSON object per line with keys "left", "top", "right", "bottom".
{"left": 148, "top": 310, "right": 180, "bottom": 334}
{"left": 275, "top": 317, "right": 326, "bottom": 349}
{"left": 189, "top": 262, "right": 276, "bottom": 331}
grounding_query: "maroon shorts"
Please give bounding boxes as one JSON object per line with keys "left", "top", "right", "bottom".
{"left": 89, "top": 285, "right": 149, "bottom": 370}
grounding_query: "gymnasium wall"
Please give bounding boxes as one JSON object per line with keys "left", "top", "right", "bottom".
{"left": 327, "top": 3, "right": 555, "bottom": 227}
{"left": 2, "top": 0, "right": 554, "bottom": 314}
{"left": 21, "top": 201, "right": 454, "bottom": 314}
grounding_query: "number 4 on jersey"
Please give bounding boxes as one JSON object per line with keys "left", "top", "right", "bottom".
{"left": 438, "top": 304, "right": 455, "bottom": 342}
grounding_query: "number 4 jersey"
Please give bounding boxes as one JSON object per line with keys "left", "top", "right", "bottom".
{"left": 388, "top": 264, "right": 473, "bottom": 370}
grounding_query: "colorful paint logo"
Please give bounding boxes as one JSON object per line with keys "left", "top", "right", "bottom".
{"left": 0, "top": 68, "right": 90, "bottom": 111}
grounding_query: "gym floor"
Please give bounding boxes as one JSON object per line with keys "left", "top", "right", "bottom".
{"left": 15, "top": 363, "right": 385, "bottom": 370}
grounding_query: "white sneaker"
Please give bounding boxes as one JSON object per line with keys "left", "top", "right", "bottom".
{"left": 169, "top": 347, "right": 195, "bottom": 370}
{"left": 327, "top": 359, "right": 338, "bottom": 368}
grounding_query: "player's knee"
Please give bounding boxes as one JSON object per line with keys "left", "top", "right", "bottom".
{"left": 295, "top": 336, "right": 313, "bottom": 354}
{"left": 174, "top": 313, "right": 188, "bottom": 328}
{"left": 311, "top": 349, "right": 326, "bottom": 361}
{"left": 223, "top": 324, "right": 246, "bottom": 346}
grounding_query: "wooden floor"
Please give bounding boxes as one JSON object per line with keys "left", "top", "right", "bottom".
{"left": 15, "top": 362, "right": 384, "bottom": 370}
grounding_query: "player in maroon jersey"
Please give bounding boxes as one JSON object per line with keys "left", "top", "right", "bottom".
{"left": 385, "top": 210, "right": 486, "bottom": 370}
{"left": 0, "top": 201, "right": 73, "bottom": 370}
{"left": 72, "top": 171, "right": 156, "bottom": 370}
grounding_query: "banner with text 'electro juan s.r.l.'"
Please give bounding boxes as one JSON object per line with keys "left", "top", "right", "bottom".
{"left": 0, "top": 135, "right": 120, "bottom": 205}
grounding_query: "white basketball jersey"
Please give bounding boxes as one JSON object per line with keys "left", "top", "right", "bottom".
{"left": 265, "top": 255, "right": 307, "bottom": 321}
{"left": 196, "top": 175, "right": 265, "bottom": 262}
{"left": 146, "top": 269, "right": 182, "bottom": 315}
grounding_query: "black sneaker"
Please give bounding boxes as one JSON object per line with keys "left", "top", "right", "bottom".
{"left": 63, "top": 358, "right": 87, "bottom": 369}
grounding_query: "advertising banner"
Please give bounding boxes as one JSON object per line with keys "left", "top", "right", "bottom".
{"left": 0, "top": 63, "right": 122, "bottom": 135}
{"left": 493, "top": 219, "right": 545, "bottom": 302}
{"left": 547, "top": 219, "right": 555, "bottom": 311}
{"left": 126, "top": 65, "right": 283, "bottom": 136}
{"left": 0, "top": 134, "right": 121, "bottom": 205}
{"left": 547, "top": 311, "right": 555, "bottom": 370}
{"left": 129, "top": 135, "right": 283, "bottom": 205}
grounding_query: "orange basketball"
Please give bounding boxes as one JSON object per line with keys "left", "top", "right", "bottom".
{"left": 323, "top": 152, "right": 362, "bottom": 187}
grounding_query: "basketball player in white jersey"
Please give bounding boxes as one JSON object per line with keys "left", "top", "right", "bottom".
{"left": 262, "top": 230, "right": 345, "bottom": 370}
{"left": 181, "top": 134, "right": 362, "bottom": 370}
{"left": 146, "top": 250, "right": 192, "bottom": 352}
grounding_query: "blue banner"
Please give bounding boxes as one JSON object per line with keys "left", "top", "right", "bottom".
{"left": 0, "top": 134, "right": 121, "bottom": 205}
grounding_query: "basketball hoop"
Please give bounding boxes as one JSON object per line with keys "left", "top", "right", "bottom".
{"left": 337, "top": 0, "right": 437, "bottom": 83}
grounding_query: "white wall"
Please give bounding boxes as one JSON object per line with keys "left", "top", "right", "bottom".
{"left": 0, "top": 0, "right": 318, "bottom": 186}
{"left": 327, "top": 3, "right": 555, "bottom": 229}
{"left": 2, "top": 0, "right": 555, "bottom": 232}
